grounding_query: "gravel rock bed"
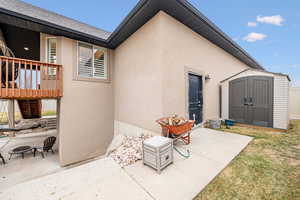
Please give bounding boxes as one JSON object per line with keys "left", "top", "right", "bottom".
{"left": 108, "top": 134, "right": 153, "bottom": 167}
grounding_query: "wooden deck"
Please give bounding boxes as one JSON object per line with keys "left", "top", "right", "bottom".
{"left": 0, "top": 56, "right": 63, "bottom": 99}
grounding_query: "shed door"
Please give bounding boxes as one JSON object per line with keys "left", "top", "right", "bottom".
{"left": 229, "top": 76, "right": 273, "bottom": 127}
{"left": 188, "top": 74, "right": 203, "bottom": 125}
{"left": 229, "top": 77, "right": 248, "bottom": 124}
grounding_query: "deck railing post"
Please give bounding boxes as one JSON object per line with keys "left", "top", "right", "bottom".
{"left": 30, "top": 62, "right": 32, "bottom": 97}
{"left": 0, "top": 57, "right": 2, "bottom": 97}
{"left": 46, "top": 64, "right": 48, "bottom": 98}
{"left": 60, "top": 65, "right": 63, "bottom": 96}
{"left": 24, "top": 61, "right": 27, "bottom": 97}
{"left": 35, "top": 64, "right": 38, "bottom": 97}
{"left": 18, "top": 61, "right": 21, "bottom": 97}
{"left": 55, "top": 66, "right": 58, "bottom": 97}
{"left": 5, "top": 58, "right": 8, "bottom": 97}
{"left": 12, "top": 59, "right": 15, "bottom": 97}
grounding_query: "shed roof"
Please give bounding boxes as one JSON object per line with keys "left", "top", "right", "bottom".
{"left": 220, "top": 68, "right": 291, "bottom": 83}
{"left": 0, "top": 0, "right": 264, "bottom": 70}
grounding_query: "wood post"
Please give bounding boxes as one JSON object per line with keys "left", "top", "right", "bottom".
{"left": 56, "top": 98, "right": 61, "bottom": 164}
{"left": 8, "top": 99, "right": 15, "bottom": 128}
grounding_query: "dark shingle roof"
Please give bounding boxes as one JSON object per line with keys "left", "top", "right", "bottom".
{"left": 0, "top": 0, "right": 111, "bottom": 40}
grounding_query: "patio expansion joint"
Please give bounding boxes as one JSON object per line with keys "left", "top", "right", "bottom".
{"left": 122, "top": 168, "right": 157, "bottom": 200}
{"left": 187, "top": 150, "right": 225, "bottom": 165}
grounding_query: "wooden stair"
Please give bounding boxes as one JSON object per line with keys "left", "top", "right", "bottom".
{"left": 18, "top": 99, "right": 42, "bottom": 119}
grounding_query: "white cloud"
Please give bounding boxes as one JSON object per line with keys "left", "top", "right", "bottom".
{"left": 243, "top": 32, "right": 267, "bottom": 42}
{"left": 256, "top": 15, "right": 284, "bottom": 26}
{"left": 247, "top": 22, "right": 257, "bottom": 27}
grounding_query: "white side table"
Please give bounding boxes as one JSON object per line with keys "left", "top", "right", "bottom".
{"left": 143, "top": 136, "right": 173, "bottom": 173}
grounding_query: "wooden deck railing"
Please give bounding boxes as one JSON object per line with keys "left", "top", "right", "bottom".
{"left": 0, "top": 56, "right": 63, "bottom": 99}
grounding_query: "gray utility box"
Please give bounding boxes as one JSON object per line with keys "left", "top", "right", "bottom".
{"left": 142, "top": 136, "right": 173, "bottom": 173}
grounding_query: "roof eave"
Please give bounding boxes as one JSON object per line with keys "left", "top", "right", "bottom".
{"left": 0, "top": 7, "right": 108, "bottom": 47}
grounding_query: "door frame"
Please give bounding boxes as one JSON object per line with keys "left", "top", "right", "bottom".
{"left": 184, "top": 66, "right": 206, "bottom": 128}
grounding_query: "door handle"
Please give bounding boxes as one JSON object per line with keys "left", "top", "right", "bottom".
{"left": 249, "top": 97, "right": 253, "bottom": 106}
{"left": 244, "top": 97, "right": 248, "bottom": 106}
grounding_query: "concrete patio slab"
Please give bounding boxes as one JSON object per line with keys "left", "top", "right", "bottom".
{"left": 0, "top": 158, "right": 153, "bottom": 200}
{"left": 0, "top": 128, "right": 252, "bottom": 200}
{"left": 124, "top": 128, "right": 252, "bottom": 200}
{"left": 0, "top": 130, "right": 60, "bottom": 190}
{"left": 0, "top": 152, "right": 61, "bottom": 190}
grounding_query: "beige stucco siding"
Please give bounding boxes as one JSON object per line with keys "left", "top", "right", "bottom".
{"left": 57, "top": 37, "right": 114, "bottom": 166}
{"left": 114, "top": 13, "right": 164, "bottom": 133}
{"left": 114, "top": 11, "right": 250, "bottom": 132}
{"left": 158, "top": 12, "right": 249, "bottom": 121}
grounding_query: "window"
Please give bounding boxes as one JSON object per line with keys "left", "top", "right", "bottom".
{"left": 77, "top": 42, "right": 108, "bottom": 80}
{"left": 46, "top": 38, "right": 57, "bottom": 75}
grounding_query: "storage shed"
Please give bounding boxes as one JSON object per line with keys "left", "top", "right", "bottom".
{"left": 221, "top": 69, "right": 290, "bottom": 130}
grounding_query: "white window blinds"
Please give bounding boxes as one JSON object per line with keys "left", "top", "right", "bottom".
{"left": 46, "top": 38, "right": 57, "bottom": 75}
{"left": 78, "top": 42, "right": 108, "bottom": 79}
{"left": 78, "top": 43, "right": 93, "bottom": 78}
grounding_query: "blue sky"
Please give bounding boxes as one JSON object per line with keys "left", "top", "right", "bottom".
{"left": 22, "top": 0, "right": 300, "bottom": 86}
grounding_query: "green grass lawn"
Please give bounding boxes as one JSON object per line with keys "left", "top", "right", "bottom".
{"left": 195, "top": 120, "right": 300, "bottom": 200}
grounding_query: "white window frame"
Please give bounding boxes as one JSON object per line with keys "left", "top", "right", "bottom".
{"left": 76, "top": 41, "right": 108, "bottom": 81}
{"left": 45, "top": 37, "right": 57, "bottom": 76}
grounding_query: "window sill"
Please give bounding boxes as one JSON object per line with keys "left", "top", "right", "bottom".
{"left": 73, "top": 76, "right": 110, "bottom": 83}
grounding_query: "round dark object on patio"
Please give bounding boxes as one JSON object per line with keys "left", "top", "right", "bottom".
{"left": 9, "top": 146, "right": 33, "bottom": 160}
{"left": 12, "top": 146, "right": 32, "bottom": 153}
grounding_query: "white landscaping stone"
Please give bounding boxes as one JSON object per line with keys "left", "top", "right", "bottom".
{"left": 108, "top": 134, "right": 152, "bottom": 167}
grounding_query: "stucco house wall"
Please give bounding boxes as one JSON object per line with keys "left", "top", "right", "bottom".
{"left": 159, "top": 12, "right": 250, "bottom": 121}
{"left": 114, "top": 11, "right": 250, "bottom": 133}
{"left": 53, "top": 36, "right": 114, "bottom": 166}
{"left": 114, "top": 12, "right": 164, "bottom": 133}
